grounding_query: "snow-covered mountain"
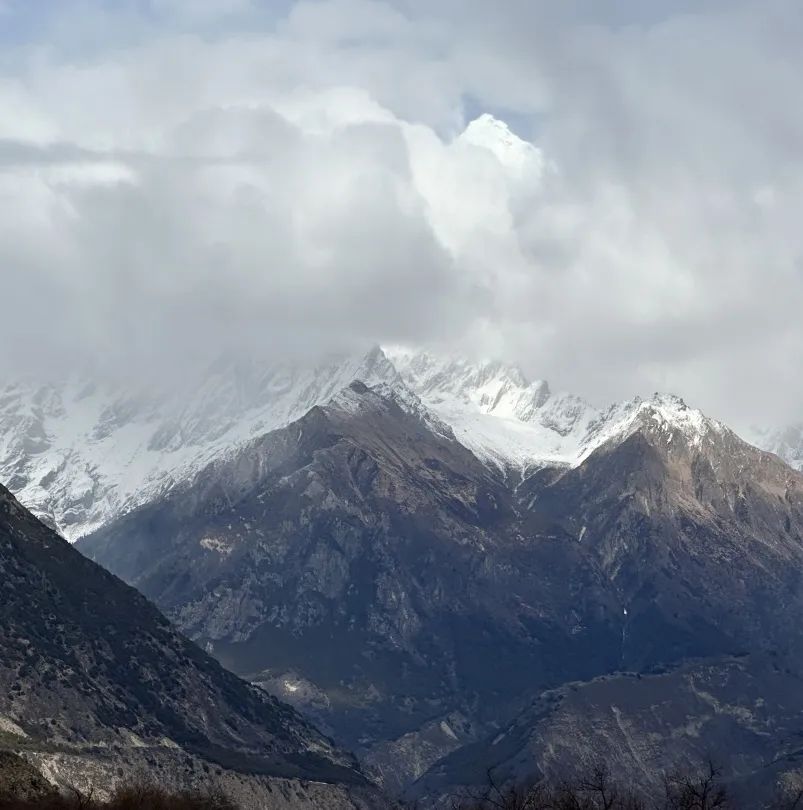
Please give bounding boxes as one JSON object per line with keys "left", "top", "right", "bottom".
{"left": 387, "top": 348, "right": 726, "bottom": 474}
{"left": 744, "top": 423, "right": 803, "bottom": 471}
{"left": 0, "top": 347, "right": 398, "bottom": 540}
{"left": 0, "top": 343, "right": 785, "bottom": 541}
{"left": 458, "top": 113, "right": 545, "bottom": 179}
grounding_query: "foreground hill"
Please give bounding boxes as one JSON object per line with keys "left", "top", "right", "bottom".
{"left": 0, "top": 484, "right": 382, "bottom": 809}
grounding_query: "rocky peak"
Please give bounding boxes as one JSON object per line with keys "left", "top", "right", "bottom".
{"left": 592, "top": 393, "right": 722, "bottom": 454}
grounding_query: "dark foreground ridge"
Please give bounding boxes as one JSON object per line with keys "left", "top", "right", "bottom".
{"left": 0, "top": 484, "right": 384, "bottom": 809}
{"left": 0, "top": 780, "right": 235, "bottom": 810}
{"left": 2, "top": 755, "right": 803, "bottom": 809}
{"left": 449, "top": 761, "right": 803, "bottom": 809}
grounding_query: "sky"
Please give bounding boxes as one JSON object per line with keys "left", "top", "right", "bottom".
{"left": 1, "top": 0, "right": 802, "bottom": 428}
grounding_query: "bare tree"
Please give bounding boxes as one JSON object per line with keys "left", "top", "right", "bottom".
{"left": 662, "top": 760, "right": 730, "bottom": 810}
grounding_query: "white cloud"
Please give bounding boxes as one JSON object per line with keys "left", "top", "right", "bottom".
{"left": 1, "top": 0, "right": 803, "bottom": 428}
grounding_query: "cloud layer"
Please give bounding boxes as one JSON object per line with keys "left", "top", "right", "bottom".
{"left": 2, "top": 0, "right": 802, "bottom": 427}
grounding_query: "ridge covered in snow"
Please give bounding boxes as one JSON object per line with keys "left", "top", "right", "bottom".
{"left": 0, "top": 347, "right": 399, "bottom": 540}
{"left": 0, "top": 343, "right": 770, "bottom": 541}
{"left": 385, "top": 349, "right": 726, "bottom": 474}
{"left": 743, "top": 423, "right": 803, "bottom": 471}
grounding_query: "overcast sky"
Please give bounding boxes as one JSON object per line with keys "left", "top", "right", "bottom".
{"left": 1, "top": 0, "right": 802, "bottom": 427}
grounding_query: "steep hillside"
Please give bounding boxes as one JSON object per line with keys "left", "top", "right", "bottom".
{"left": 0, "top": 484, "right": 382, "bottom": 809}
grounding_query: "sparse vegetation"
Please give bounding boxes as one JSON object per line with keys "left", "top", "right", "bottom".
{"left": 1, "top": 757, "right": 803, "bottom": 810}
{"left": 448, "top": 761, "right": 803, "bottom": 810}
{"left": 0, "top": 785, "right": 237, "bottom": 810}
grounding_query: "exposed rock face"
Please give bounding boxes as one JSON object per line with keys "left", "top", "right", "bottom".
{"left": 360, "top": 712, "right": 479, "bottom": 797}
{"left": 78, "top": 379, "right": 803, "bottom": 798}
{"left": 0, "top": 484, "right": 383, "bottom": 809}
{"left": 515, "top": 398, "right": 803, "bottom": 672}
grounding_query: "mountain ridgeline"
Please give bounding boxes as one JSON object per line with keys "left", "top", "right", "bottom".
{"left": 66, "top": 350, "right": 803, "bottom": 801}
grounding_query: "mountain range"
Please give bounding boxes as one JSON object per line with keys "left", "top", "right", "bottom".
{"left": 4, "top": 345, "right": 799, "bottom": 544}
{"left": 3, "top": 345, "right": 803, "bottom": 803}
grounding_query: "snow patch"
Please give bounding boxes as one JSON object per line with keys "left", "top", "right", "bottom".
{"left": 199, "top": 537, "right": 233, "bottom": 555}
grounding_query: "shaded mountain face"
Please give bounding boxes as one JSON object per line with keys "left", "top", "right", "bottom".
{"left": 516, "top": 398, "right": 803, "bottom": 671}
{"left": 409, "top": 655, "right": 803, "bottom": 806}
{"left": 0, "top": 484, "right": 381, "bottom": 809}
{"left": 78, "top": 380, "right": 803, "bottom": 795}
{"left": 79, "top": 384, "right": 623, "bottom": 753}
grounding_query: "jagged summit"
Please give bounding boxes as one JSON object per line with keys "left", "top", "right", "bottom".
{"left": 577, "top": 392, "right": 727, "bottom": 465}
{"left": 384, "top": 349, "right": 730, "bottom": 473}
{"left": 385, "top": 347, "right": 594, "bottom": 470}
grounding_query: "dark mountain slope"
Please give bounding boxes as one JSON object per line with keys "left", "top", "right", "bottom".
{"left": 408, "top": 654, "right": 803, "bottom": 806}
{"left": 80, "top": 384, "right": 622, "bottom": 764}
{"left": 0, "top": 484, "right": 381, "bottom": 809}
{"left": 79, "top": 388, "right": 803, "bottom": 796}
{"left": 516, "top": 399, "right": 803, "bottom": 670}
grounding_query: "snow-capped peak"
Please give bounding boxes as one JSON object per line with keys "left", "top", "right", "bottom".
{"left": 459, "top": 114, "right": 544, "bottom": 178}
{"left": 576, "top": 393, "right": 725, "bottom": 465}
{"left": 383, "top": 350, "right": 732, "bottom": 473}
{"left": 385, "top": 347, "right": 599, "bottom": 471}
{"left": 636, "top": 394, "right": 720, "bottom": 437}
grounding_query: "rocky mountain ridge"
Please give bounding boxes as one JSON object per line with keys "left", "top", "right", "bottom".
{"left": 409, "top": 654, "right": 803, "bottom": 806}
